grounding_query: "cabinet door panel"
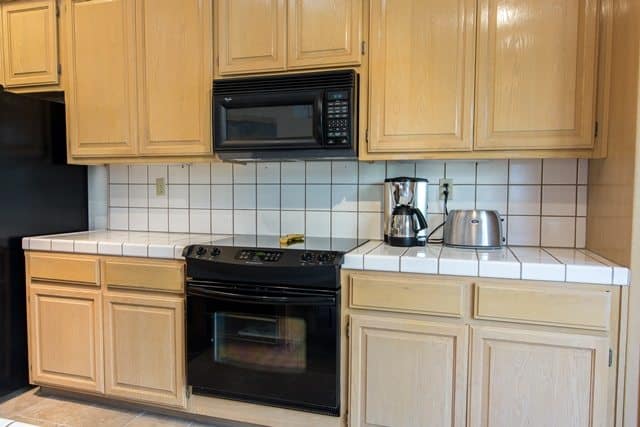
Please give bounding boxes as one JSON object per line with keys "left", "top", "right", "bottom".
{"left": 350, "top": 315, "right": 468, "bottom": 427}
{"left": 137, "top": 0, "right": 212, "bottom": 156}
{"left": 217, "top": 0, "right": 286, "bottom": 75}
{"left": 475, "top": 0, "right": 598, "bottom": 150}
{"left": 469, "top": 326, "right": 609, "bottom": 427}
{"left": 65, "top": 0, "right": 137, "bottom": 157}
{"left": 2, "top": 0, "right": 59, "bottom": 87}
{"left": 287, "top": 0, "right": 362, "bottom": 69}
{"left": 29, "top": 285, "right": 103, "bottom": 393}
{"left": 368, "top": 0, "right": 475, "bottom": 153}
{"left": 104, "top": 293, "right": 185, "bottom": 408}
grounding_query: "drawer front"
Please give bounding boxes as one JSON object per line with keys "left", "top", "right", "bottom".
{"left": 29, "top": 253, "right": 98, "bottom": 286}
{"left": 102, "top": 259, "right": 184, "bottom": 293}
{"left": 349, "top": 273, "right": 466, "bottom": 318}
{"left": 474, "top": 282, "right": 612, "bottom": 331}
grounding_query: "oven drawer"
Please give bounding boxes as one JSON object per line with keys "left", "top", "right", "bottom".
{"left": 473, "top": 281, "right": 612, "bottom": 331}
{"left": 28, "top": 253, "right": 98, "bottom": 286}
{"left": 349, "top": 273, "right": 467, "bottom": 318}
{"left": 102, "top": 258, "right": 184, "bottom": 293}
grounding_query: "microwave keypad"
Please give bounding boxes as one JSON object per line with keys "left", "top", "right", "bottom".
{"left": 327, "top": 99, "right": 350, "bottom": 146}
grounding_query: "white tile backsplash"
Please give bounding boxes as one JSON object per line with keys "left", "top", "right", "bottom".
{"left": 104, "top": 160, "right": 589, "bottom": 247}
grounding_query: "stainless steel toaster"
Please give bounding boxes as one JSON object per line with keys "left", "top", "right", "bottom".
{"left": 443, "top": 209, "right": 505, "bottom": 249}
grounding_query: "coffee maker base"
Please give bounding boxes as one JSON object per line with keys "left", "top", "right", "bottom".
{"left": 385, "top": 235, "right": 427, "bottom": 247}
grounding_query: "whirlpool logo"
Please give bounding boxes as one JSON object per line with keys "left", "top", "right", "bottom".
{"left": 224, "top": 97, "right": 233, "bottom": 103}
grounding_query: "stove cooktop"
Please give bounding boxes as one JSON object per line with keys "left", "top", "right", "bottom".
{"left": 183, "top": 235, "right": 368, "bottom": 289}
{"left": 193, "top": 234, "right": 368, "bottom": 253}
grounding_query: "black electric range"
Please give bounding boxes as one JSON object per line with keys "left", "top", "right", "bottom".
{"left": 183, "top": 235, "right": 367, "bottom": 416}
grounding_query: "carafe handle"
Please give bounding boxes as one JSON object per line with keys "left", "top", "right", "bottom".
{"left": 413, "top": 209, "right": 428, "bottom": 232}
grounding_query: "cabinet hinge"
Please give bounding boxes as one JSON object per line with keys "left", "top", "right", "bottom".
{"left": 57, "top": 64, "right": 62, "bottom": 75}
{"left": 365, "top": 128, "right": 369, "bottom": 143}
{"left": 187, "top": 385, "right": 193, "bottom": 398}
{"left": 361, "top": 41, "right": 366, "bottom": 55}
{"left": 346, "top": 318, "right": 350, "bottom": 338}
{"left": 595, "top": 121, "right": 599, "bottom": 138}
{"left": 55, "top": 3, "right": 60, "bottom": 18}
{"left": 609, "top": 348, "right": 613, "bottom": 367}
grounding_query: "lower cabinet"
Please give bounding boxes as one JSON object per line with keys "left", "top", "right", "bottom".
{"left": 26, "top": 252, "right": 186, "bottom": 409}
{"left": 103, "top": 292, "right": 185, "bottom": 408}
{"left": 349, "top": 315, "right": 468, "bottom": 427}
{"left": 28, "top": 284, "right": 104, "bottom": 393}
{"left": 468, "top": 326, "right": 610, "bottom": 427}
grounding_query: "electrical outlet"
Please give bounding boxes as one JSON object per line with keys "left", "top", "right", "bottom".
{"left": 155, "top": 177, "right": 166, "bottom": 196}
{"left": 439, "top": 178, "right": 453, "bottom": 200}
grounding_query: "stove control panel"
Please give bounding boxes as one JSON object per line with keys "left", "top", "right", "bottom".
{"left": 300, "top": 251, "right": 338, "bottom": 265}
{"left": 236, "top": 249, "right": 282, "bottom": 263}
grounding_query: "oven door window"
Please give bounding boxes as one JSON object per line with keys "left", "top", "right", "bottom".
{"left": 214, "top": 90, "right": 324, "bottom": 150}
{"left": 187, "top": 284, "right": 340, "bottom": 415}
{"left": 213, "top": 312, "right": 307, "bottom": 373}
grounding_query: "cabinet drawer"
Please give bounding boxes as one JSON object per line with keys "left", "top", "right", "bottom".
{"left": 102, "top": 259, "right": 184, "bottom": 293}
{"left": 349, "top": 273, "right": 466, "bottom": 318}
{"left": 29, "top": 253, "right": 98, "bottom": 286}
{"left": 474, "top": 282, "right": 612, "bottom": 331}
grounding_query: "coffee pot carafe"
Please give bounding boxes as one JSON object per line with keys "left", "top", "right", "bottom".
{"left": 384, "top": 177, "right": 428, "bottom": 247}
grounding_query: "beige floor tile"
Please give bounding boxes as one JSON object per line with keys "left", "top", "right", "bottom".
{"left": 124, "top": 413, "right": 192, "bottom": 427}
{"left": 9, "top": 414, "right": 63, "bottom": 427}
{"left": 17, "top": 396, "right": 138, "bottom": 427}
{"left": 0, "top": 389, "right": 43, "bottom": 418}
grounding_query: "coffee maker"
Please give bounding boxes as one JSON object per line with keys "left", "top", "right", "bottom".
{"left": 384, "top": 177, "right": 428, "bottom": 247}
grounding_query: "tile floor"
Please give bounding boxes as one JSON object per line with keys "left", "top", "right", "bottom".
{"left": 0, "top": 388, "right": 241, "bottom": 427}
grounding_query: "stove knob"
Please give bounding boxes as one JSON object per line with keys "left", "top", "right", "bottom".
{"left": 301, "top": 252, "right": 314, "bottom": 263}
{"left": 196, "top": 246, "right": 206, "bottom": 256}
{"left": 210, "top": 247, "right": 221, "bottom": 257}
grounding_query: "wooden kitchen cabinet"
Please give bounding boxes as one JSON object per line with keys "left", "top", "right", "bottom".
{"left": 468, "top": 326, "right": 609, "bottom": 427}
{"left": 136, "top": 0, "right": 212, "bottom": 156}
{"left": 367, "top": 0, "right": 476, "bottom": 153}
{"left": 349, "top": 315, "right": 468, "bottom": 427}
{"left": 217, "top": 0, "right": 286, "bottom": 75}
{"left": 28, "top": 284, "right": 104, "bottom": 393}
{"left": 104, "top": 292, "right": 186, "bottom": 408}
{"left": 287, "top": 0, "right": 362, "bottom": 69}
{"left": 1, "top": 0, "right": 59, "bottom": 88}
{"left": 474, "top": 0, "right": 599, "bottom": 150}
{"left": 64, "top": 0, "right": 138, "bottom": 158}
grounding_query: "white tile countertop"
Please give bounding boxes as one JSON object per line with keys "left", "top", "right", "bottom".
{"left": 23, "top": 232, "right": 630, "bottom": 286}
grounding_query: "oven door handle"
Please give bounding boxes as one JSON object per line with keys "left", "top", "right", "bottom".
{"left": 187, "top": 285, "right": 336, "bottom": 306}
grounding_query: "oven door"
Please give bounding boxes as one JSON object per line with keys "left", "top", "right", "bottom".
{"left": 213, "top": 90, "right": 324, "bottom": 151}
{"left": 186, "top": 281, "right": 340, "bottom": 415}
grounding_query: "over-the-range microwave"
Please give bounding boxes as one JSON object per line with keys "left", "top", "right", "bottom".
{"left": 213, "top": 70, "right": 358, "bottom": 161}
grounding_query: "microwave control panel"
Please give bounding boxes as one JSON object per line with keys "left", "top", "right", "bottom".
{"left": 325, "top": 90, "right": 352, "bottom": 147}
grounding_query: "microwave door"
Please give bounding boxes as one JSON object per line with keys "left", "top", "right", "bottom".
{"left": 214, "top": 90, "right": 323, "bottom": 151}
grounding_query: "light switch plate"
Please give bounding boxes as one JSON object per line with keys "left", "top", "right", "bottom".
{"left": 155, "top": 177, "right": 166, "bottom": 196}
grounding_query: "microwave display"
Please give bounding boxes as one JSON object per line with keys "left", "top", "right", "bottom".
{"left": 226, "top": 105, "right": 314, "bottom": 140}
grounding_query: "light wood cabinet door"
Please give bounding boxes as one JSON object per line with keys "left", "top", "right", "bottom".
{"left": 217, "top": 0, "right": 286, "bottom": 75}
{"left": 28, "top": 284, "right": 103, "bottom": 393}
{"left": 287, "top": 0, "right": 362, "bottom": 69}
{"left": 368, "top": 0, "right": 476, "bottom": 153}
{"left": 1, "top": 0, "right": 59, "bottom": 87}
{"left": 104, "top": 292, "right": 185, "bottom": 408}
{"left": 469, "top": 326, "right": 609, "bottom": 427}
{"left": 350, "top": 315, "right": 468, "bottom": 427}
{"left": 475, "top": 0, "right": 598, "bottom": 150}
{"left": 64, "top": 0, "right": 137, "bottom": 157}
{"left": 136, "top": 0, "right": 212, "bottom": 156}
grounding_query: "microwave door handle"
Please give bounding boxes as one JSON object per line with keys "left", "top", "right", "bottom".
{"left": 187, "top": 285, "right": 336, "bottom": 306}
{"left": 315, "top": 94, "right": 324, "bottom": 144}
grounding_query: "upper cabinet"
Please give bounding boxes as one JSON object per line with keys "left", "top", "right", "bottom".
{"left": 1, "top": 0, "right": 59, "bottom": 88}
{"left": 217, "top": 0, "right": 286, "bottom": 75}
{"left": 64, "top": 0, "right": 212, "bottom": 162}
{"left": 216, "top": 0, "right": 362, "bottom": 76}
{"left": 474, "top": 0, "right": 599, "bottom": 150}
{"left": 136, "top": 0, "right": 212, "bottom": 156}
{"left": 365, "top": 0, "right": 602, "bottom": 157}
{"left": 64, "top": 0, "right": 138, "bottom": 158}
{"left": 368, "top": 0, "right": 476, "bottom": 153}
{"left": 287, "top": 0, "right": 362, "bottom": 69}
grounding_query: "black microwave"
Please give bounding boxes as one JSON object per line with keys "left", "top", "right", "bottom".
{"left": 213, "top": 70, "right": 358, "bottom": 161}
